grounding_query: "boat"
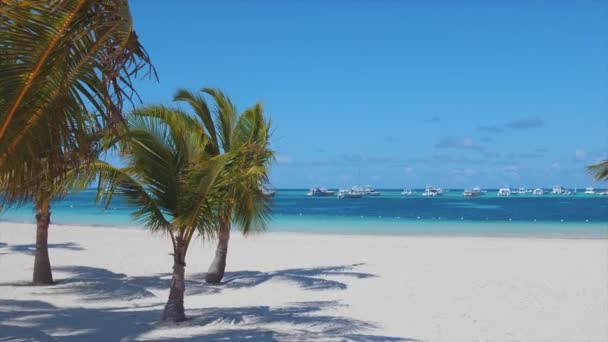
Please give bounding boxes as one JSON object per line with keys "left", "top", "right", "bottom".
{"left": 422, "top": 186, "right": 442, "bottom": 197}
{"left": 598, "top": 190, "right": 608, "bottom": 196}
{"left": 514, "top": 187, "right": 532, "bottom": 195}
{"left": 551, "top": 186, "right": 573, "bottom": 195}
{"left": 584, "top": 187, "right": 596, "bottom": 195}
{"left": 532, "top": 188, "right": 544, "bottom": 195}
{"left": 497, "top": 188, "right": 511, "bottom": 196}
{"left": 337, "top": 189, "right": 363, "bottom": 199}
{"left": 361, "top": 185, "right": 381, "bottom": 196}
{"left": 463, "top": 187, "right": 482, "bottom": 197}
{"left": 401, "top": 189, "right": 415, "bottom": 195}
{"left": 306, "top": 187, "right": 335, "bottom": 197}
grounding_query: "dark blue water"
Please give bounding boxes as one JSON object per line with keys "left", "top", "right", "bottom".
{"left": 272, "top": 190, "right": 608, "bottom": 222}
{"left": 1, "top": 189, "right": 607, "bottom": 237}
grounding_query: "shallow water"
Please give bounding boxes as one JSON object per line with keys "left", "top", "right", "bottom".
{"left": 1, "top": 189, "right": 607, "bottom": 238}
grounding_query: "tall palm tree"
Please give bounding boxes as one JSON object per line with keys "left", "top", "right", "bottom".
{"left": 73, "top": 108, "right": 230, "bottom": 322}
{"left": 588, "top": 160, "right": 608, "bottom": 181}
{"left": 0, "top": 0, "right": 153, "bottom": 284}
{"left": 173, "top": 88, "right": 274, "bottom": 284}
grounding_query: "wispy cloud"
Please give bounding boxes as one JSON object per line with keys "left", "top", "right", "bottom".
{"left": 424, "top": 115, "right": 440, "bottom": 123}
{"left": 575, "top": 148, "right": 587, "bottom": 161}
{"left": 507, "top": 117, "right": 544, "bottom": 129}
{"left": 384, "top": 136, "right": 396, "bottom": 143}
{"left": 434, "top": 137, "right": 497, "bottom": 157}
{"left": 477, "top": 125, "right": 504, "bottom": 133}
{"left": 275, "top": 154, "right": 294, "bottom": 164}
{"left": 450, "top": 168, "right": 476, "bottom": 177}
{"left": 478, "top": 117, "right": 545, "bottom": 133}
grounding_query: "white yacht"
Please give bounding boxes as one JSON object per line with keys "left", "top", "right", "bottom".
{"left": 306, "top": 187, "right": 335, "bottom": 197}
{"left": 497, "top": 188, "right": 511, "bottom": 196}
{"left": 337, "top": 189, "right": 363, "bottom": 199}
{"left": 532, "top": 188, "right": 544, "bottom": 196}
{"left": 515, "top": 187, "right": 532, "bottom": 195}
{"left": 401, "top": 189, "right": 415, "bottom": 196}
{"left": 598, "top": 190, "right": 608, "bottom": 196}
{"left": 422, "top": 186, "right": 442, "bottom": 197}
{"left": 584, "top": 187, "right": 596, "bottom": 195}
{"left": 361, "top": 185, "right": 381, "bottom": 196}
{"left": 463, "top": 187, "right": 482, "bottom": 197}
{"left": 551, "top": 186, "right": 572, "bottom": 195}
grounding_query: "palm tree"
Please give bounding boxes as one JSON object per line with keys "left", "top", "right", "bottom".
{"left": 73, "top": 108, "right": 231, "bottom": 322}
{"left": 588, "top": 160, "right": 608, "bottom": 181}
{"left": 0, "top": 0, "right": 153, "bottom": 284}
{"left": 172, "top": 88, "right": 274, "bottom": 284}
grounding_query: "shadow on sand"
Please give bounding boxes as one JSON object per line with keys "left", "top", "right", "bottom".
{"left": 0, "top": 264, "right": 415, "bottom": 340}
{"left": 0, "top": 299, "right": 414, "bottom": 341}
{"left": 36, "top": 263, "right": 378, "bottom": 300}
{"left": 3, "top": 242, "right": 84, "bottom": 255}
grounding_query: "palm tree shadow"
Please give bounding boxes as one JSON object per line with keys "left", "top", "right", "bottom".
{"left": 189, "top": 263, "right": 377, "bottom": 295}
{"left": 5, "top": 242, "right": 84, "bottom": 255}
{"left": 27, "top": 263, "right": 376, "bottom": 300}
{"left": 0, "top": 299, "right": 415, "bottom": 341}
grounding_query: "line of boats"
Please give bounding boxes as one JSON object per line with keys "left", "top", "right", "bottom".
{"left": 305, "top": 185, "right": 608, "bottom": 198}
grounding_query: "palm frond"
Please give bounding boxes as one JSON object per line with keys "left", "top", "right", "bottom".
{"left": 0, "top": 0, "right": 155, "bottom": 205}
{"left": 588, "top": 160, "right": 608, "bottom": 181}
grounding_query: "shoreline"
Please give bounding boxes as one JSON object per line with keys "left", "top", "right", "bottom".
{"left": 1, "top": 219, "right": 607, "bottom": 240}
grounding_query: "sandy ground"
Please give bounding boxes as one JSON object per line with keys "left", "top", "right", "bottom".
{"left": 0, "top": 222, "right": 607, "bottom": 341}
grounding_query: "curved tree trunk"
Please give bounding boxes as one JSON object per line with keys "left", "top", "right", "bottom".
{"left": 33, "top": 200, "right": 53, "bottom": 285}
{"left": 205, "top": 216, "right": 230, "bottom": 284}
{"left": 162, "top": 236, "right": 187, "bottom": 322}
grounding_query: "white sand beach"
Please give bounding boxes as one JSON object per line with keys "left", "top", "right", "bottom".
{"left": 1, "top": 222, "right": 607, "bottom": 341}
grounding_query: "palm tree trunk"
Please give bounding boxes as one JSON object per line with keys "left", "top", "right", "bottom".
{"left": 205, "top": 216, "right": 230, "bottom": 284}
{"left": 162, "top": 236, "right": 187, "bottom": 322}
{"left": 33, "top": 200, "right": 53, "bottom": 285}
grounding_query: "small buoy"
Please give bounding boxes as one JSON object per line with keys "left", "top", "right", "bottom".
{"left": 460, "top": 217, "right": 464, "bottom": 220}
{"left": 560, "top": 219, "right": 564, "bottom": 222}
{"left": 417, "top": 216, "right": 420, "bottom": 219}
{"left": 533, "top": 219, "right": 537, "bottom": 222}
{"left": 509, "top": 218, "right": 512, "bottom": 221}
{"left": 585, "top": 219, "right": 589, "bottom": 222}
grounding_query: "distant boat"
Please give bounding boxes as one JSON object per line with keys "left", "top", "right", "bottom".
{"left": 532, "top": 188, "right": 544, "bottom": 196}
{"left": 337, "top": 189, "right": 363, "bottom": 199}
{"left": 497, "top": 188, "right": 511, "bottom": 196}
{"left": 401, "top": 189, "right": 415, "bottom": 196}
{"left": 361, "top": 185, "right": 381, "bottom": 196}
{"left": 422, "top": 186, "right": 442, "bottom": 197}
{"left": 584, "top": 187, "right": 596, "bottom": 195}
{"left": 463, "top": 187, "right": 482, "bottom": 197}
{"left": 551, "top": 186, "right": 572, "bottom": 195}
{"left": 307, "top": 187, "right": 335, "bottom": 197}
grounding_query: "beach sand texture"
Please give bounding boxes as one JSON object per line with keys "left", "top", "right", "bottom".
{"left": 1, "top": 222, "right": 607, "bottom": 341}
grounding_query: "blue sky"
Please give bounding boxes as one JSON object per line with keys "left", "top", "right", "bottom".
{"left": 128, "top": 1, "right": 607, "bottom": 188}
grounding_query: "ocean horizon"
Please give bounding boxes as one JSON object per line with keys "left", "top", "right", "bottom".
{"left": 2, "top": 189, "right": 606, "bottom": 239}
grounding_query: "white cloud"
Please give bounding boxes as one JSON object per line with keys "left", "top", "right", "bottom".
{"left": 575, "top": 148, "right": 587, "bottom": 161}
{"left": 450, "top": 168, "right": 476, "bottom": 176}
{"left": 275, "top": 154, "right": 293, "bottom": 164}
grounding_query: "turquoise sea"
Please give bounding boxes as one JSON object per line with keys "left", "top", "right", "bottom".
{"left": 1, "top": 189, "right": 607, "bottom": 238}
